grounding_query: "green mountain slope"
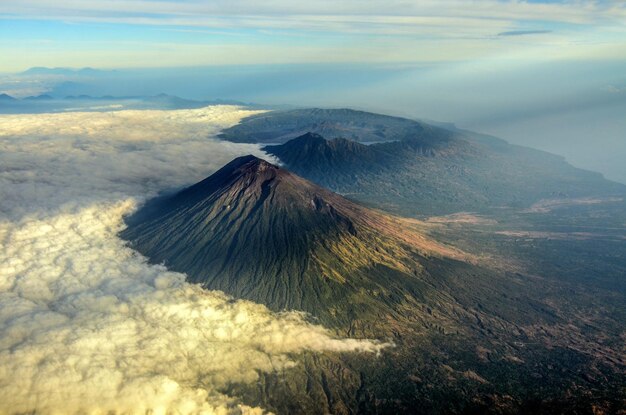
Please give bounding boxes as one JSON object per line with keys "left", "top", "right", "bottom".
{"left": 264, "top": 131, "right": 625, "bottom": 216}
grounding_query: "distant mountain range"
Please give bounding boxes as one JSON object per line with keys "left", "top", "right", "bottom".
{"left": 0, "top": 93, "right": 253, "bottom": 114}
{"left": 219, "top": 108, "right": 625, "bottom": 216}
{"left": 0, "top": 93, "right": 16, "bottom": 101}
{"left": 19, "top": 67, "right": 111, "bottom": 76}
{"left": 121, "top": 155, "right": 626, "bottom": 414}
{"left": 22, "top": 94, "right": 54, "bottom": 100}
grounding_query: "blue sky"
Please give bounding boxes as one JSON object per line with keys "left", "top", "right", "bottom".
{"left": 0, "top": 0, "right": 625, "bottom": 70}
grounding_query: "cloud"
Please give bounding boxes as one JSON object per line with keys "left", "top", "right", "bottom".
{"left": 497, "top": 30, "right": 552, "bottom": 37}
{"left": 0, "top": 106, "right": 274, "bottom": 217}
{"left": 0, "top": 74, "right": 59, "bottom": 98}
{"left": 2, "top": 0, "right": 625, "bottom": 27}
{"left": 605, "top": 84, "right": 626, "bottom": 94}
{"left": 0, "top": 105, "right": 389, "bottom": 413}
{"left": 1, "top": 0, "right": 624, "bottom": 44}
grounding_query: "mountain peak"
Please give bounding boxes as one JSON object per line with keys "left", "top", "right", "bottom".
{"left": 154, "top": 155, "right": 296, "bottom": 211}
{"left": 291, "top": 131, "right": 326, "bottom": 142}
{"left": 214, "top": 154, "right": 285, "bottom": 182}
{"left": 263, "top": 134, "right": 381, "bottom": 181}
{"left": 233, "top": 154, "right": 276, "bottom": 170}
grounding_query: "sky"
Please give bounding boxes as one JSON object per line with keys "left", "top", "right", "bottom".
{"left": 0, "top": 0, "right": 625, "bottom": 182}
{"left": 0, "top": 0, "right": 625, "bottom": 69}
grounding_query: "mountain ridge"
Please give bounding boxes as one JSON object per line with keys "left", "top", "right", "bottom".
{"left": 263, "top": 129, "right": 625, "bottom": 216}
{"left": 219, "top": 107, "right": 432, "bottom": 143}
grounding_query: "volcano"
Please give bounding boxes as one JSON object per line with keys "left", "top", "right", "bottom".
{"left": 121, "top": 155, "right": 473, "bottom": 329}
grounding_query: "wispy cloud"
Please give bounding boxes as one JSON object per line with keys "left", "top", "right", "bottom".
{"left": 605, "top": 84, "right": 626, "bottom": 93}
{"left": 0, "top": 0, "right": 624, "bottom": 70}
{"left": 498, "top": 30, "right": 552, "bottom": 37}
{"left": 2, "top": 0, "right": 625, "bottom": 34}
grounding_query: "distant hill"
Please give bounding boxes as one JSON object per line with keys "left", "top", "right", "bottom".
{"left": 23, "top": 94, "right": 54, "bottom": 101}
{"left": 20, "top": 67, "right": 109, "bottom": 76}
{"left": 219, "top": 107, "right": 433, "bottom": 143}
{"left": 0, "top": 93, "right": 16, "bottom": 101}
{"left": 239, "top": 110, "right": 626, "bottom": 216}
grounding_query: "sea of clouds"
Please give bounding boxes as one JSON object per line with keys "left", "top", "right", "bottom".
{"left": 0, "top": 106, "right": 387, "bottom": 414}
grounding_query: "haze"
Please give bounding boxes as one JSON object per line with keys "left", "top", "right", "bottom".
{"left": 1, "top": 0, "right": 625, "bottom": 182}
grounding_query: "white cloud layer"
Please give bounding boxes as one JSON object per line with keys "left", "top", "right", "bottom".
{"left": 0, "top": 106, "right": 271, "bottom": 218}
{"left": 0, "top": 105, "right": 388, "bottom": 414}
